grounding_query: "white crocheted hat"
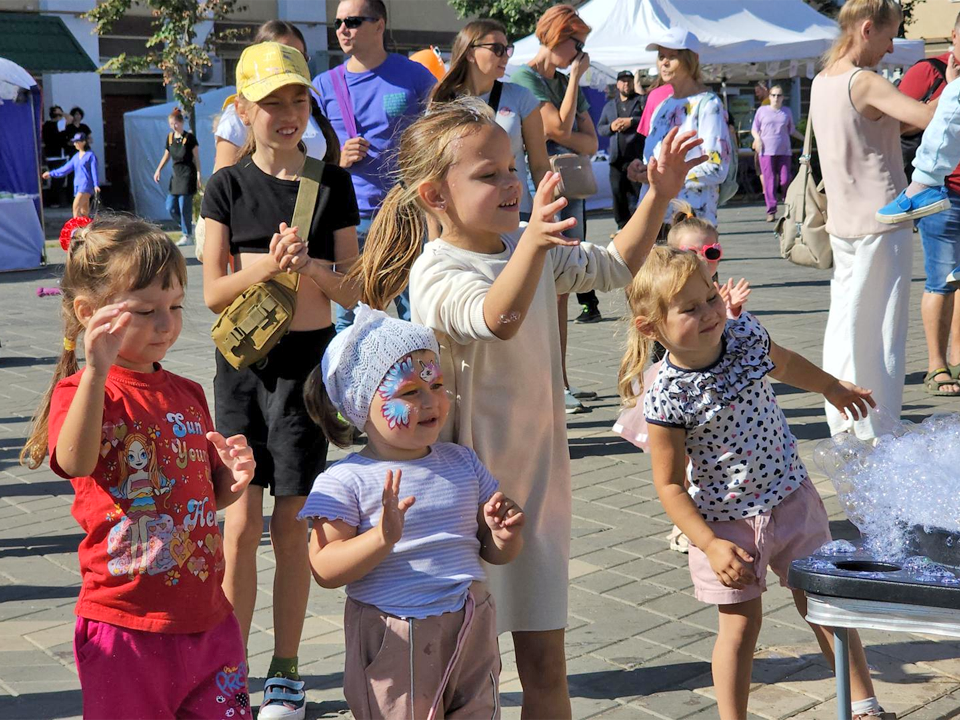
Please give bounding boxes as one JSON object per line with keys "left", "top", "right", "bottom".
{"left": 322, "top": 304, "right": 441, "bottom": 429}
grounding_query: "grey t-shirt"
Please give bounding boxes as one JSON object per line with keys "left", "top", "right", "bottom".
{"left": 480, "top": 82, "right": 541, "bottom": 215}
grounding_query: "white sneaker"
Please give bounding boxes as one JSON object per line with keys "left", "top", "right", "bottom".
{"left": 564, "top": 389, "right": 586, "bottom": 414}
{"left": 568, "top": 385, "right": 597, "bottom": 400}
{"left": 259, "top": 677, "right": 306, "bottom": 720}
{"left": 175, "top": 235, "right": 191, "bottom": 246}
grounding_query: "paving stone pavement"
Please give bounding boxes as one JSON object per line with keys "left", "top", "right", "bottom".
{"left": 2, "top": 204, "right": 960, "bottom": 720}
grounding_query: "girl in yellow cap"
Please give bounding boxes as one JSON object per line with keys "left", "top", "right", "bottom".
{"left": 201, "top": 42, "right": 361, "bottom": 720}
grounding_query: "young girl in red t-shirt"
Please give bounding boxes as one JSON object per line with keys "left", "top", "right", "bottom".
{"left": 21, "top": 215, "right": 256, "bottom": 720}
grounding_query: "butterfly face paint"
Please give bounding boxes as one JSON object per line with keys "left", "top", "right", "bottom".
{"left": 377, "top": 355, "right": 418, "bottom": 429}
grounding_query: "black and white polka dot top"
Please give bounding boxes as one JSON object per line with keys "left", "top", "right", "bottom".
{"left": 644, "top": 313, "right": 807, "bottom": 522}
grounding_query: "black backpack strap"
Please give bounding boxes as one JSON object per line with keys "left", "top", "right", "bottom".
{"left": 921, "top": 58, "right": 948, "bottom": 102}
{"left": 488, "top": 81, "right": 503, "bottom": 113}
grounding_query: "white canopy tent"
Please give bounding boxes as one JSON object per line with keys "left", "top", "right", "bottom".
{"left": 123, "top": 86, "right": 235, "bottom": 221}
{"left": 509, "top": 0, "right": 924, "bottom": 81}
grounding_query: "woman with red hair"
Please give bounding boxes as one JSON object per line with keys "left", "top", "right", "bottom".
{"left": 512, "top": 4, "right": 602, "bottom": 418}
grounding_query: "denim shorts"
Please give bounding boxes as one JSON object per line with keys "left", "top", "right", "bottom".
{"left": 919, "top": 188, "right": 960, "bottom": 294}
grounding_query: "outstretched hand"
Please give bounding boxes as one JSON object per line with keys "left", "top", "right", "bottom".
{"left": 482, "top": 491, "right": 525, "bottom": 543}
{"left": 378, "top": 469, "right": 415, "bottom": 546}
{"left": 206, "top": 431, "right": 256, "bottom": 493}
{"left": 647, "top": 128, "right": 706, "bottom": 200}
{"left": 824, "top": 380, "right": 876, "bottom": 421}
{"left": 520, "top": 171, "right": 580, "bottom": 250}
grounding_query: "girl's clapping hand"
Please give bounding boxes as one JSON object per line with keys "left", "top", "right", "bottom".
{"left": 83, "top": 302, "right": 132, "bottom": 377}
{"left": 483, "top": 491, "right": 525, "bottom": 542}
{"left": 378, "top": 469, "right": 415, "bottom": 546}
{"left": 824, "top": 380, "right": 876, "bottom": 421}
{"left": 268, "top": 222, "right": 309, "bottom": 274}
{"left": 206, "top": 432, "right": 256, "bottom": 493}
{"left": 717, "top": 278, "right": 751, "bottom": 315}
{"left": 521, "top": 172, "right": 580, "bottom": 250}
{"left": 647, "top": 128, "right": 706, "bottom": 199}
{"left": 704, "top": 538, "right": 756, "bottom": 589}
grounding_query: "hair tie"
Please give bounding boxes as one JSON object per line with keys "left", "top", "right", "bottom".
{"left": 60, "top": 216, "right": 94, "bottom": 251}
{"left": 63, "top": 338, "right": 76, "bottom": 352}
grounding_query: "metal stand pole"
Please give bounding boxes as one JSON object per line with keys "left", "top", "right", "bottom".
{"left": 835, "top": 626, "right": 852, "bottom": 720}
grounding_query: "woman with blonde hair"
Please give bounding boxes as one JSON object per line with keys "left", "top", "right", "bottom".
{"left": 810, "top": 0, "right": 955, "bottom": 440}
{"left": 511, "top": 4, "right": 602, "bottom": 412}
{"left": 432, "top": 19, "right": 550, "bottom": 221}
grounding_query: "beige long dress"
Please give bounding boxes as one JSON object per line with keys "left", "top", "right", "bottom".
{"left": 411, "top": 232, "right": 632, "bottom": 632}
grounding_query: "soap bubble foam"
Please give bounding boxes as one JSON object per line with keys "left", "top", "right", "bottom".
{"left": 814, "top": 411, "right": 960, "bottom": 560}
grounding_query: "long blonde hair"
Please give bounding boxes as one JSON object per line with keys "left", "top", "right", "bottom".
{"left": 618, "top": 246, "right": 709, "bottom": 407}
{"left": 432, "top": 19, "right": 508, "bottom": 105}
{"left": 823, "top": 0, "right": 901, "bottom": 68}
{"left": 351, "top": 97, "right": 499, "bottom": 310}
{"left": 20, "top": 215, "right": 187, "bottom": 469}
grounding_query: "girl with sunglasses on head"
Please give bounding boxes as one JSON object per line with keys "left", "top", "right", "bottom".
{"left": 432, "top": 19, "right": 551, "bottom": 225}
{"left": 511, "top": 4, "right": 602, "bottom": 413}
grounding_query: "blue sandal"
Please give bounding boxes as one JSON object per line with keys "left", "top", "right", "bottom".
{"left": 258, "top": 677, "right": 306, "bottom": 720}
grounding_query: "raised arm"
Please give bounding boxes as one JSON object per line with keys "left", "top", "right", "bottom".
{"left": 613, "top": 128, "right": 706, "bottom": 272}
{"left": 852, "top": 69, "right": 939, "bottom": 130}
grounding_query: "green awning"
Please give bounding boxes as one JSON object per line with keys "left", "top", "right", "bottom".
{"left": 0, "top": 13, "right": 97, "bottom": 74}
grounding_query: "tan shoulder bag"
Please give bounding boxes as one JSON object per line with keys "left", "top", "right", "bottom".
{"left": 211, "top": 157, "right": 328, "bottom": 370}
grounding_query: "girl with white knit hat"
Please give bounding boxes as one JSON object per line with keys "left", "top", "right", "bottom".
{"left": 299, "top": 305, "right": 525, "bottom": 719}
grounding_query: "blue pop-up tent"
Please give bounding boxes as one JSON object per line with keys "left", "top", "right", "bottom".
{"left": 0, "top": 57, "right": 45, "bottom": 271}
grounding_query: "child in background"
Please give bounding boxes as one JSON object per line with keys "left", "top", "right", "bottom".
{"left": 300, "top": 305, "right": 524, "bottom": 719}
{"left": 621, "top": 245, "right": 893, "bottom": 720}
{"left": 20, "top": 216, "right": 255, "bottom": 719}
{"left": 43, "top": 132, "right": 100, "bottom": 218}
{"left": 352, "top": 95, "right": 704, "bottom": 717}
{"left": 877, "top": 67, "right": 959, "bottom": 224}
{"left": 201, "top": 41, "right": 360, "bottom": 719}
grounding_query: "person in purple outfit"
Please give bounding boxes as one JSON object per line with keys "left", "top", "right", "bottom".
{"left": 42, "top": 132, "right": 100, "bottom": 218}
{"left": 312, "top": 0, "right": 436, "bottom": 331}
{"left": 751, "top": 85, "right": 803, "bottom": 222}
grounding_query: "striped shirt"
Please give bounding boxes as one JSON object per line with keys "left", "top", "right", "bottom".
{"left": 299, "top": 443, "right": 499, "bottom": 619}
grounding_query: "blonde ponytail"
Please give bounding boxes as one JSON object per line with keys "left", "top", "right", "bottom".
{"left": 355, "top": 96, "right": 498, "bottom": 311}
{"left": 350, "top": 184, "right": 426, "bottom": 310}
{"left": 823, "top": 0, "right": 901, "bottom": 68}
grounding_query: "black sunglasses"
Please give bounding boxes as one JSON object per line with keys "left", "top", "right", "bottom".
{"left": 473, "top": 42, "right": 515, "bottom": 59}
{"left": 573, "top": 38, "right": 585, "bottom": 53}
{"left": 334, "top": 15, "right": 377, "bottom": 30}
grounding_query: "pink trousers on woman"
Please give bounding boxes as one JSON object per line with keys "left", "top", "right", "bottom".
{"left": 760, "top": 154, "right": 793, "bottom": 214}
{"left": 74, "top": 613, "right": 249, "bottom": 719}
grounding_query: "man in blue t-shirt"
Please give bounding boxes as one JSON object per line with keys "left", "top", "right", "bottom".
{"left": 314, "top": 0, "right": 437, "bottom": 330}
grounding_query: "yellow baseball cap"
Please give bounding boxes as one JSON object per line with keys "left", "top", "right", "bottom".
{"left": 235, "top": 42, "right": 313, "bottom": 103}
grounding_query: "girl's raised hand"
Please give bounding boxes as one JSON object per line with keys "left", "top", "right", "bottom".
{"left": 520, "top": 172, "right": 580, "bottom": 250}
{"left": 83, "top": 302, "right": 132, "bottom": 377}
{"left": 647, "top": 128, "right": 706, "bottom": 199}
{"left": 378, "top": 469, "right": 415, "bottom": 546}
{"left": 824, "top": 380, "right": 876, "bottom": 421}
{"left": 704, "top": 537, "right": 756, "bottom": 589}
{"left": 206, "top": 431, "right": 256, "bottom": 493}
{"left": 268, "top": 222, "right": 308, "bottom": 274}
{"left": 717, "top": 278, "right": 751, "bottom": 315}
{"left": 482, "top": 491, "right": 525, "bottom": 542}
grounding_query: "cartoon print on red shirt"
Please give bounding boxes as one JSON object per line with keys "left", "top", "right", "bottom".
{"left": 106, "top": 430, "right": 175, "bottom": 577}
{"left": 99, "top": 405, "right": 221, "bottom": 583}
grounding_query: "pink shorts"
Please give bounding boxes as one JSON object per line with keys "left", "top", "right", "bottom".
{"left": 688, "top": 478, "right": 832, "bottom": 605}
{"left": 74, "top": 612, "right": 249, "bottom": 719}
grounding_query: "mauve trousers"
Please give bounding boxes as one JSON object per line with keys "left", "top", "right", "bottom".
{"left": 759, "top": 154, "right": 792, "bottom": 214}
